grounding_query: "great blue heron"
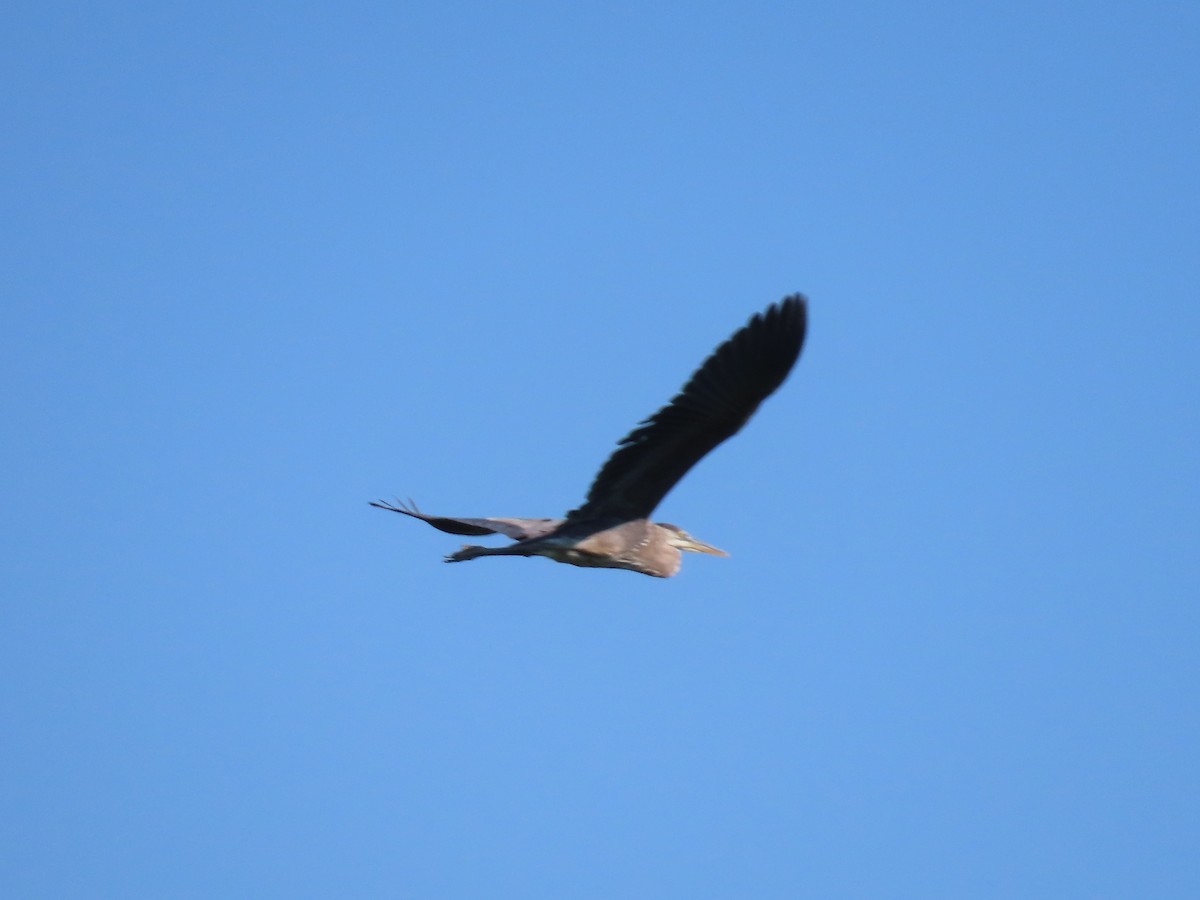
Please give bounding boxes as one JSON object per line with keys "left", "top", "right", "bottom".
{"left": 372, "top": 294, "right": 807, "bottom": 577}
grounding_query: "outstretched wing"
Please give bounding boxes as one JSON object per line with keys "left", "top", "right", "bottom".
{"left": 370, "top": 498, "right": 560, "bottom": 541}
{"left": 567, "top": 294, "right": 807, "bottom": 522}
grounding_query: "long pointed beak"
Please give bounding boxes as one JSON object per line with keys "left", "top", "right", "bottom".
{"left": 679, "top": 536, "right": 729, "bottom": 556}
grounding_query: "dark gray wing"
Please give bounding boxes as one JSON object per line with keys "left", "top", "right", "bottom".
{"left": 566, "top": 294, "right": 807, "bottom": 522}
{"left": 370, "top": 498, "right": 561, "bottom": 541}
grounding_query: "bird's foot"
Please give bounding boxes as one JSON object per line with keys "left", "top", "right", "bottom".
{"left": 445, "top": 544, "right": 486, "bottom": 563}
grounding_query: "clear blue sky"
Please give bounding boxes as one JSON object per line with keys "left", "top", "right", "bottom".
{"left": 3, "top": 3, "right": 1197, "bottom": 897}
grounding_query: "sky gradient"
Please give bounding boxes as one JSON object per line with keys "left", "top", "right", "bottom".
{"left": 3, "top": 3, "right": 1198, "bottom": 897}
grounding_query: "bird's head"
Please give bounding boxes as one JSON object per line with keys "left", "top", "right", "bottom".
{"left": 659, "top": 522, "right": 729, "bottom": 556}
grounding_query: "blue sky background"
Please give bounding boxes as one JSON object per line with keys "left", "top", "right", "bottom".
{"left": 3, "top": 3, "right": 1198, "bottom": 897}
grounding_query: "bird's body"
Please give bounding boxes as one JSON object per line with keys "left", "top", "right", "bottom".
{"left": 372, "top": 294, "right": 807, "bottom": 577}
{"left": 370, "top": 503, "right": 720, "bottom": 577}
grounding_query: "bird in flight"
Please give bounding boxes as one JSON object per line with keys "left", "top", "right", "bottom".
{"left": 372, "top": 294, "right": 808, "bottom": 577}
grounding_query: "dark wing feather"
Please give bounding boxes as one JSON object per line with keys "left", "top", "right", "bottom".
{"left": 567, "top": 294, "right": 807, "bottom": 522}
{"left": 370, "top": 498, "right": 560, "bottom": 541}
